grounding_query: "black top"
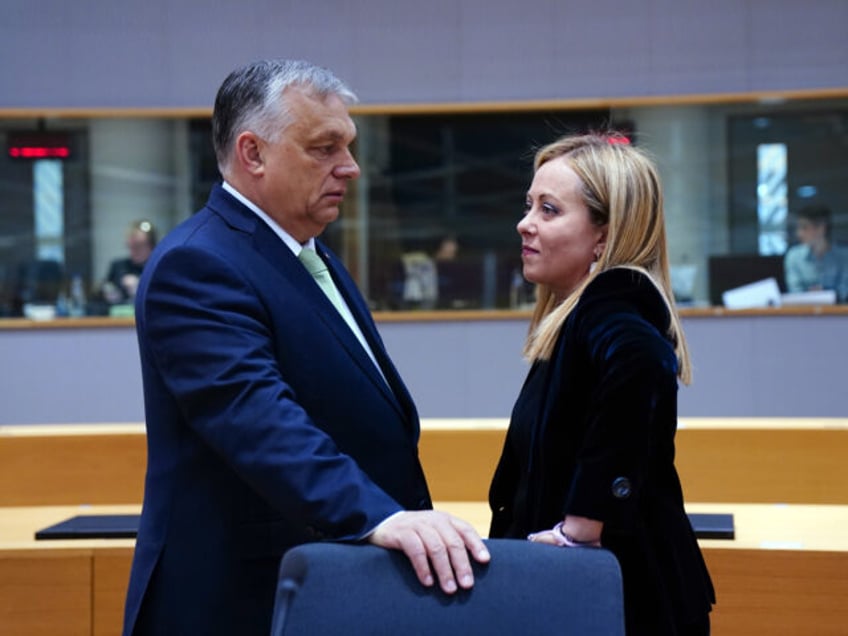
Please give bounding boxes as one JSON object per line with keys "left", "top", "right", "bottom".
{"left": 498, "top": 360, "right": 546, "bottom": 538}
{"left": 106, "top": 257, "right": 144, "bottom": 301}
{"left": 489, "top": 268, "right": 714, "bottom": 636}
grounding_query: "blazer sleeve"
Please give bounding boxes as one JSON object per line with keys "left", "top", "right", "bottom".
{"left": 562, "top": 288, "right": 679, "bottom": 530}
{"left": 138, "top": 244, "right": 403, "bottom": 540}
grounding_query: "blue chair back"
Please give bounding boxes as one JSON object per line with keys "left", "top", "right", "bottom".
{"left": 271, "top": 538, "right": 624, "bottom": 635}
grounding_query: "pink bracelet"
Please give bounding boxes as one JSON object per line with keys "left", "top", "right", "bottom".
{"left": 553, "top": 522, "right": 601, "bottom": 548}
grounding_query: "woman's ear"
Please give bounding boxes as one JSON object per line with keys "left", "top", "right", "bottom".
{"left": 234, "top": 131, "right": 264, "bottom": 176}
{"left": 594, "top": 226, "right": 608, "bottom": 261}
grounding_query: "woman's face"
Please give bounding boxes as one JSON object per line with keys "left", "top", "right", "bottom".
{"left": 517, "top": 157, "right": 606, "bottom": 299}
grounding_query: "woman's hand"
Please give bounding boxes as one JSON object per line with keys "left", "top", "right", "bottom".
{"left": 528, "top": 515, "right": 603, "bottom": 547}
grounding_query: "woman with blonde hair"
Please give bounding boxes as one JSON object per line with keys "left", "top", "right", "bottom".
{"left": 489, "top": 133, "right": 714, "bottom": 635}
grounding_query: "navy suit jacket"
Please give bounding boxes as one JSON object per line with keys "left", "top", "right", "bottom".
{"left": 123, "top": 184, "right": 432, "bottom": 635}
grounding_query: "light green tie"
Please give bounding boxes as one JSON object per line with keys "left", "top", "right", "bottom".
{"left": 298, "top": 247, "right": 346, "bottom": 315}
{"left": 298, "top": 246, "right": 390, "bottom": 385}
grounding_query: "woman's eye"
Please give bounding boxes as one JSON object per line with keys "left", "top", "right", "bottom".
{"left": 542, "top": 203, "right": 558, "bottom": 215}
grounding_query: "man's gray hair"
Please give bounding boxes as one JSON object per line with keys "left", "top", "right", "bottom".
{"left": 212, "top": 59, "right": 358, "bottom": 173}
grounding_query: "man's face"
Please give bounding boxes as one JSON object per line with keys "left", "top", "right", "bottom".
{"left": 254, "top": 87, "right": 360, "bottom": 242}
{"left": 796, "top": 218, "right": 826, "bottom": 246}
{"left": 127, "top": 229, "right": 153, "bottom": 265}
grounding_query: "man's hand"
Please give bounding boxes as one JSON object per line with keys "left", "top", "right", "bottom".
{"left": 368, "top": 510, "right": 491, "bottom": 594}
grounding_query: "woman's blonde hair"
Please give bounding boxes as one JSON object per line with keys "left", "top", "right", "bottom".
{"left": 523, "top": 133, "right": 692, "bottom": 385}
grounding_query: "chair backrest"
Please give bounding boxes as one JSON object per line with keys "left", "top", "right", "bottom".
{"left": 16, "top": 258, "right": 65, "bottom": 305}
{"left": 271, "top": 538, "right": 624, "bottom": 636}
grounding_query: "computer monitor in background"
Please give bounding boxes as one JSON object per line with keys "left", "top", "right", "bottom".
{"left": 707, "top": 254, "right": 786, "bottom": 306}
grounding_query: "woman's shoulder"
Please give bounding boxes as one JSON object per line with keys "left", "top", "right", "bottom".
{"left": 575, "top": 267, "right": 671, "bottom": 331}
{"left": 580, "top": 267, "right": 662, "bottom": 304}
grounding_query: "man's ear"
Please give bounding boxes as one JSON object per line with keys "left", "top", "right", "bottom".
{"left": 234, "top": 131, "right": 264, "bottom": 176}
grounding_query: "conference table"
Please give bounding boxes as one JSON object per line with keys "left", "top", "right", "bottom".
{"left": 2, "top": 419, "right": 847, "bottom": 635}
{"left": 2, "top": 501, "right": 847, "bottom": 636}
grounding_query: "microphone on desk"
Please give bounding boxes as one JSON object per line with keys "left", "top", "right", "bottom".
{"left": 270, "top": 550, "right": 308, "bottom": 636}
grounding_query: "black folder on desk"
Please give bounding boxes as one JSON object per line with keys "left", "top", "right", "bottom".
{"left": 35, "top": 514, "right": 141, "bottom": 540}
{"left": 34, "top": 511, "right": 734, "bottom": 541}
{"left": 687, "top": 512, "right": 735, "bottom": 540}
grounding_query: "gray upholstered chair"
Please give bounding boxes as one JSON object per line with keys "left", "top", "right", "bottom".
{"left": 271, "top": 538, "right": 624, "bottom": 635}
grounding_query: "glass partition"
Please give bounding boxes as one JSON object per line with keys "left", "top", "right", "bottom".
{"left": 1, "top": 95, "right": 847, "bottom": 319}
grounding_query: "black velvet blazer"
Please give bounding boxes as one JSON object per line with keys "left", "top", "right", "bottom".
{"left": 489, "top": 268, "right": 714, "bottom": 634}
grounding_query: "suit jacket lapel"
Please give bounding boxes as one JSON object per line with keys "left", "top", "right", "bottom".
{"left": 209, "top": 186, "right": 413, "bottom": 425}
{"left": 316, "top": 242, "right": 417, "bottom": 425}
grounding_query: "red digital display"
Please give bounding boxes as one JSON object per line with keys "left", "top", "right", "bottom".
{"left": 8, "top": 146, "right": 71, "bottom": 159}
{"left": 7, "top": 131, "right": 73, "bottom": 160}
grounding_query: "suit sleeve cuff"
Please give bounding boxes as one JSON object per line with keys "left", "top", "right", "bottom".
{"left": 359, "top": 509, "right": 406, "bottom": 540}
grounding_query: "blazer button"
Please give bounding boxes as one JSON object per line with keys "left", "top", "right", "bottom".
{"left": 611, "top": 477, "right": 632, "bottom": 499}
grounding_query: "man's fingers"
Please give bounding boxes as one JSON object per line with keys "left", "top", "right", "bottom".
{"left": 370, "top": 516, "right": 440, "bottom": 589}
{"left": 417, "top": 525, "right": 459, "bottom": 593}
{"left": 450, "top": 517, "right": 491, "bottom": 564}
{"left": 369, "top": 510, "right": 488, "bottom": 594}
{"left": 395, "top": 530, "right": 435, "bottom": 588}
{"left": 443, "top": 534, "right": 474, "bottom": 590}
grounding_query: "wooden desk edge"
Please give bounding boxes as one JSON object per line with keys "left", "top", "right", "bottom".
{"left": 3, "top": 418, "right": 847, "bottom": 435}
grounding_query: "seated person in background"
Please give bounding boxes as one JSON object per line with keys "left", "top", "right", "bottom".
{"left": 784, "top": 204, "right": 848, "bottom": 302}
{"left": 400, "top": 249, "right": 438, "bottom": 309}
{"left": 434, "top": 233, "right": 459, "bottom": 263}
{"left": 101, "top": 219, "right": 157, "bottom": 304}
{"left": 397, "top": 234, "right": 458, "bottom": 310}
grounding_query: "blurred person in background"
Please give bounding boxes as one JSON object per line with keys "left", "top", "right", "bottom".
{"left": 784, "top": 204, "right": 848, "bottom": 302}
{"left": 101, "top": 219, "right": 157, "bottom": 304}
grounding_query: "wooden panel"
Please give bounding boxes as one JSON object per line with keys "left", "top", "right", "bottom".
{"left": 419, "top": 428, "right": 505, "bottom": 501}
{"left": 676, "top": 428, "right": 848, "bottom": 504}
{"left": 2, "top": 419, "right": 846, "bottom": 505}
{"left": 93, "top": 550, "right": 134, "bottom": 636}
{"left": 0, "top": 551, "right": 91, "bottom": 636}
{"left": 419, "top": 422, "right": 848, "bottom": 503}
{"left": 703, "top": 549, "right": 848, "bottom": 636}
{"left": 0, "top": 432, "right": 146, "bottom": 506}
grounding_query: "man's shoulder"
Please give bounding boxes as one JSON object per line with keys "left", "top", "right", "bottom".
{"left": 784, "top": 244, "right": 809, "bottom": 263}
{"left": 831, "top": 243, "right": 848, "bottom": 258}
{"left": 109, "top": 257, "right": 133, "bottom": 270}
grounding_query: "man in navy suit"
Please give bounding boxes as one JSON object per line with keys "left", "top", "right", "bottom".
{"left": 122, "top": 59, "right": 489, "bottom": 636}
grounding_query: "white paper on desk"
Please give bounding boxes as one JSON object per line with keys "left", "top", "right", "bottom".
{"left": 722, "top": 278, "right": 782, "bottom": 309}
{"left": 780, "top": 290, "right": 837, "bottom": 306}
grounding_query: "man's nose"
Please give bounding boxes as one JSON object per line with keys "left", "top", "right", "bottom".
{"left": 336, "top": 151, "right": 360, "bottom": 179}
